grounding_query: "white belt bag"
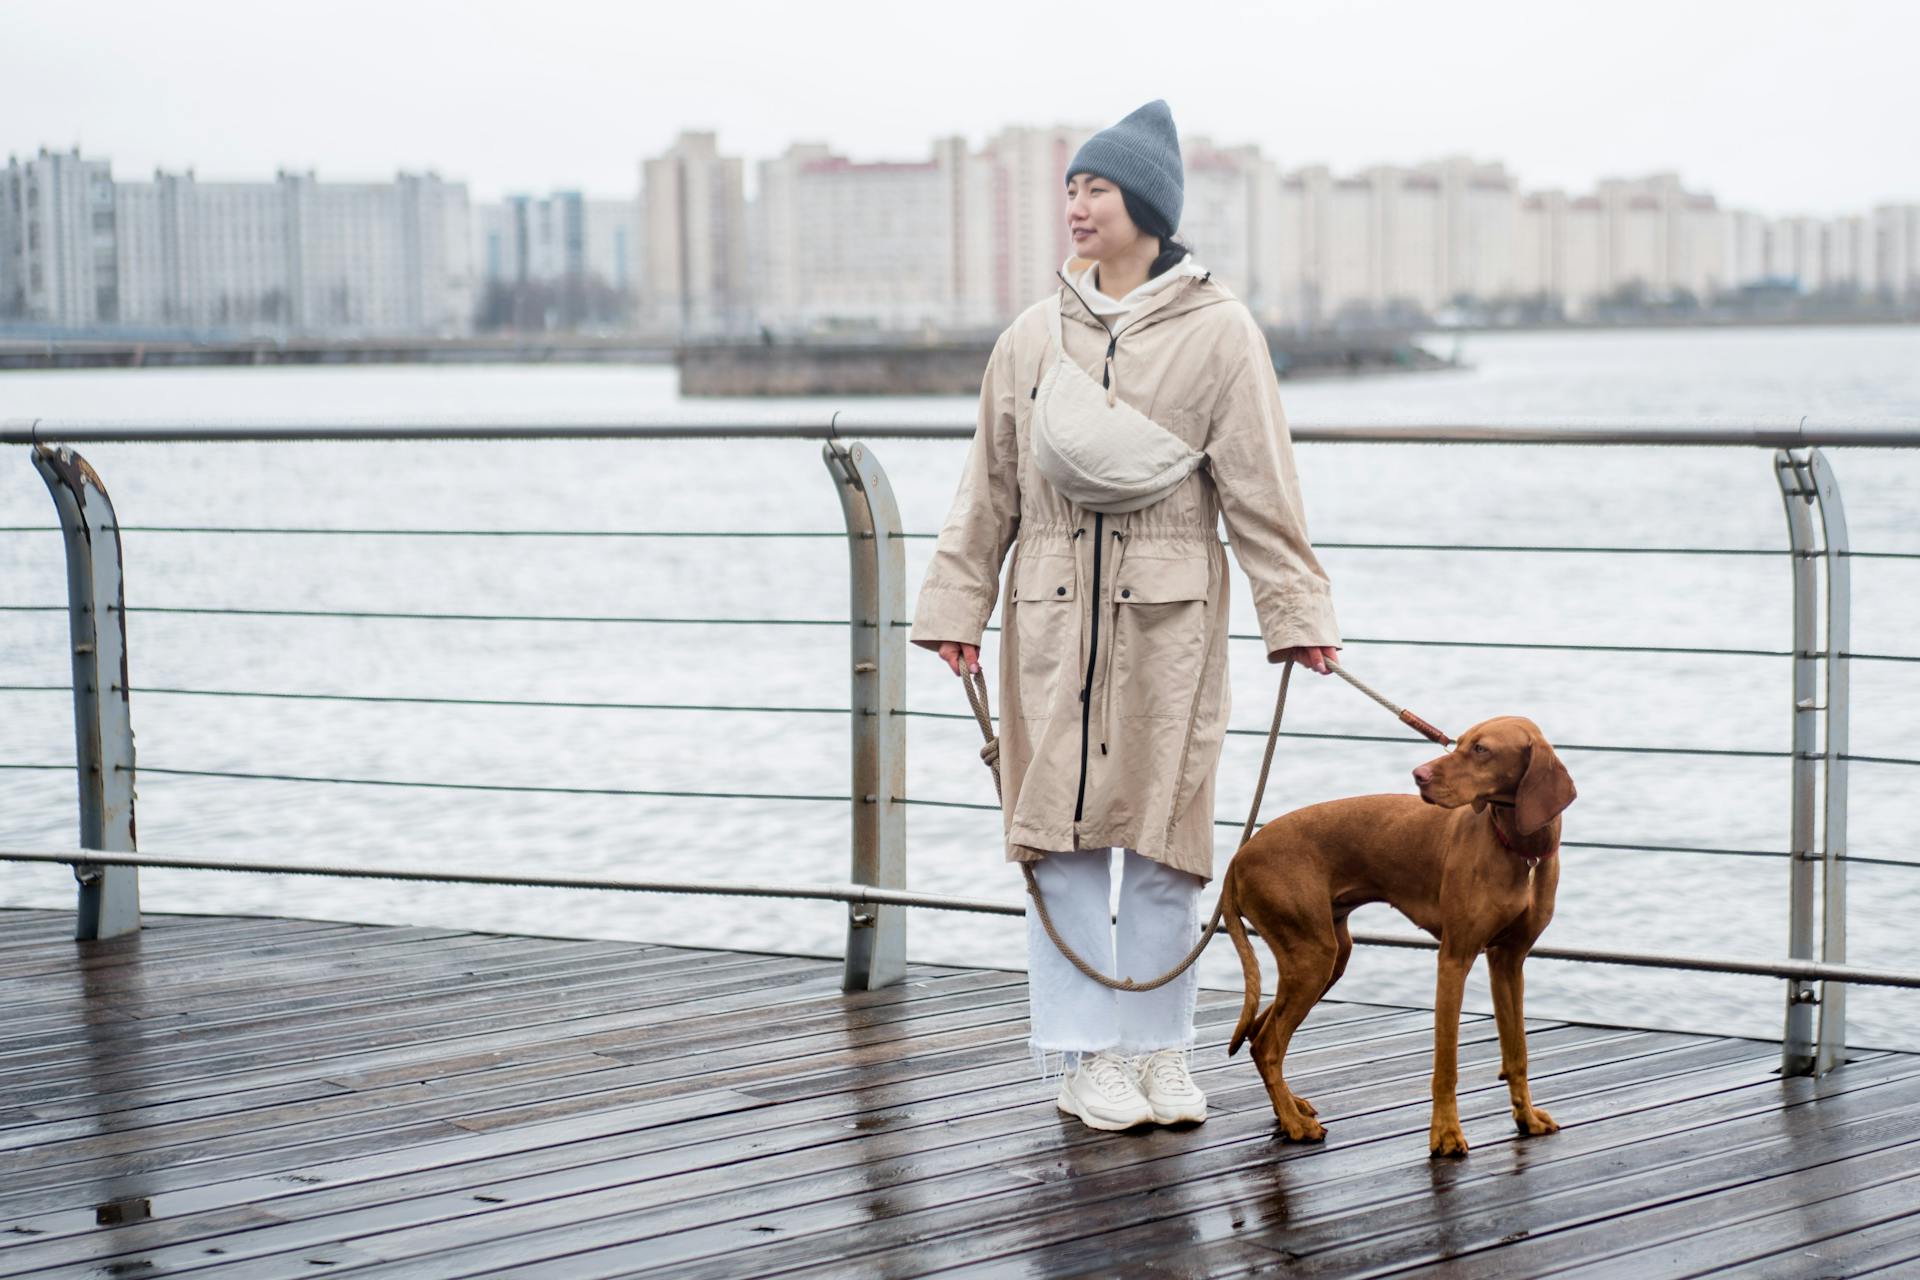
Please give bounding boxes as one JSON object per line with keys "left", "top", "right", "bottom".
{"left": 1030, "top": 297, "right": 1206, "bottom": 515}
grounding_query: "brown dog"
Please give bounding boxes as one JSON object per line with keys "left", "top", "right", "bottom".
{"left": 1221, "top": 716, "right": 1576, "bottom": 1157}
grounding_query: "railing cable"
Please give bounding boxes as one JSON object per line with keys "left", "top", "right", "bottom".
{"left": 126, "top": 765, "right": 847, "bottom": 805}
{"left": 120, "top": 687, "right": 849, "bottom": 715}
{"left": 104, "top": 525, "right": 848, "bottom": 539}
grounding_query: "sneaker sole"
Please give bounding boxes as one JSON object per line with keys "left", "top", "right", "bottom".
{"left": 1148, "top": 1101, "right": 1209, "bottom": 1125}
{"left": 1056, "top": 1091, "right": 1154, "bottom": 1132}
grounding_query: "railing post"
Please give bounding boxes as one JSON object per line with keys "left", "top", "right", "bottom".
{"left": 822, "top": 440, "right": 907, "bottom": 990}
{"left": 1775, "top": 448, "right": 1851, "bottom": 1075}
{"left": 30, "top": 445, "right": 140, "bottom": 939}
{"left": 1775, "top": 450, "right": 1819, "bottom": 1074}
{"left": 1807, "top": 448, "right": 1851, "bottom": 1074}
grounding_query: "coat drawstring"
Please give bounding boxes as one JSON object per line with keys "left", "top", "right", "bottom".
{"left": 1070, "top": 525, "right": 1088, "bottom": 679}
{"left": 1098, "top": 525, "right": 1129, "bottom": 747}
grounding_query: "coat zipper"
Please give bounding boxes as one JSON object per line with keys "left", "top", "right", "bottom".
{"left": 1074, "top": 511, "right": 1105, "bottom": 824}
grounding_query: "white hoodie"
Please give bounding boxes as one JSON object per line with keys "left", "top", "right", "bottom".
{"left": 1061, "top": 254, "right": 1212, "bottom": 328}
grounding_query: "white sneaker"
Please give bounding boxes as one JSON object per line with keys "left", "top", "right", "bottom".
{"left": 1132, "top": 1048, "right": 1208, "bottom": 1125}
{"left": 1056, "top": 1051, "right": 1155, "bottom": 1131}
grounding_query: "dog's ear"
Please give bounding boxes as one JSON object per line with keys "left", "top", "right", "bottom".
{"left": 1515, "top": 738, "right": 1576, "bottom": 835}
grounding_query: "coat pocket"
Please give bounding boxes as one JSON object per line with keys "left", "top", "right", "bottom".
{"left": 1108, "top": 554, "right": 1211, "bottom": 720}
{"left": 1012, "top": 553, "right": 1077, "bottom": 718}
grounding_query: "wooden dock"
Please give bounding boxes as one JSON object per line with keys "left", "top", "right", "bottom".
{"left": 3, "top": 908, "right": 1919, "bottom": 1278}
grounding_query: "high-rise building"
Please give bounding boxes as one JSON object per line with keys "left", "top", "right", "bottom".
{"left": 472, "top": 191, "right": 640, "bottom": 329}
{"left": 116, "top": 173, "right": 292, "bottom": 328}
{"left": 1877, "top": 205, "right": 1920, "bottom": 300}
{"left": 753, "top": 137, "right": 994, "bottom": 332}
{"left": 1, "top": 148, "right": 119, "bottom": 326}
{"left": 1726, "top": 209, "right": 1773, "bottom": 286}
{"left": 7, "top": 152, "right": 471, "bottom": 336}
{"left": 977, "top": 125, "right": 1096, "bottom": 318}
{"left": 1178, "top": 139, "right": 1275, "bottom": 317}
{"left": 278, "top": 171, "right": 473, "bottom": 335}
{"left": 1263, "top": 160, "right": 1515, "bottom": 325}
{"left": 641, "top": 131, "right": 749, "bottom": 335}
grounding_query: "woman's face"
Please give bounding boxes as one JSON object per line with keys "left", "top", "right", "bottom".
{"left": 1065, "top": 171, "right": 1142, "bottom": 262}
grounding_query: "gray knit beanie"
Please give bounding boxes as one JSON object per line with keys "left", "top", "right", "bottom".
{"left": 1067, "top": 99, "right": 1184, "bottom": 233}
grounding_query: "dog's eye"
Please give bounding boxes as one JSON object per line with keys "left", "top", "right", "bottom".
{"left": 1472, "top": 743, "right": 1489, "bottom": 756}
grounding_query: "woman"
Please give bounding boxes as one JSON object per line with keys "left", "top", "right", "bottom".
{"left": 909, "top": 100, "right": 1340, "bottom": 1132}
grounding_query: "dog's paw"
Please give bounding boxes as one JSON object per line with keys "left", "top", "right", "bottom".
{"left": 1293, "top": 1093, "right": 1319, "bottom": 1118}
{"left": 1513, "top": 1105, "right": 1558, "bottom": 1137}
{"left": 1429, "top": 1123, "right": 1470, "bottom": 1158}
{"left": 1277, "top": 1112, "right": 1326, "bottom": 1143}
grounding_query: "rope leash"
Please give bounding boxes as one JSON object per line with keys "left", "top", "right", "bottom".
{"left": 962, "top": 654, "right": 1450, "bottom": 993}
{"left": 1323, "top": 657, "right": 1452, "bottom": 746}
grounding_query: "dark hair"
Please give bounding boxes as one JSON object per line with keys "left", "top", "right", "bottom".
{"left": 1119, "top": 186, "right": 1193, "bottom": 279}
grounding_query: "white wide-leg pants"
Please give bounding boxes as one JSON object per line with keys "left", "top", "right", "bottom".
{"left": 1025, "top": 847, "right": 1205, "bottom": 1072}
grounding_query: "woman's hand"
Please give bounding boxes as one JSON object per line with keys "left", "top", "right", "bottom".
{"left": 1285, "top": 645, "right": 1341, "bottom": 675}
{"left": 936, "top": 641, "right": 982, "bottom": 677}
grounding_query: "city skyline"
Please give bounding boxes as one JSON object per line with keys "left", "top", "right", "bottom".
{"left": 7, "top": 0, "right": 1915, "bottom": 219}
{"left": 10, "top": 132, "right": 1914, "bottom": 340}
{"left": 13, "top": 138, "right": 1917, "bottom": 230}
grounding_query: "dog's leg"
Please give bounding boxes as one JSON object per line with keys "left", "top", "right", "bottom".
{"left": 1429, "top": 943, "right": 1476, "bottom": 1158}
{"left": 1488, "top": 945, "right": 1558, "bottom": 1137}
{"left": 1320, "top": 913, "right": 1353, "bottom": 1002}
{"left": 1252, "top": 931, "right": 1333, "bottom": 1141}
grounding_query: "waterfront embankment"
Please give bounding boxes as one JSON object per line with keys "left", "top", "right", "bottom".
{"left": 0, "top": 328, "right": 1455, "bottom": 388}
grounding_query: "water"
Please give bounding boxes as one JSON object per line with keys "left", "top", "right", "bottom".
{"left": 3, "top": 325, "right": 1918, "bottom": 1049}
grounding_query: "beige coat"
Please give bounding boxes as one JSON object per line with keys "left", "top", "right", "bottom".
{"left": 909, "top": 268, "right": 1339, "bottom": 880}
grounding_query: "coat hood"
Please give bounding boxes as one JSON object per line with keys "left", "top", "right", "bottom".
{"left": 1056, "top": 254, "right": 1233, "bottom": 335}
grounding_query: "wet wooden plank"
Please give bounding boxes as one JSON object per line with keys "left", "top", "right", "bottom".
{"left": 0, "top": 957, "right": 898, "bottom": 1142}
{"left": 1545, "top": 1164, "right": 1920, "bottom": 1278}
{"left": 1719, "top": 1196, "right": 1920, "bottom": 1278}
{"left": 0, "top": 934, "right": 644, "bottom": 1042}
{"left": 456, "top": 1032, "right": 1748, "bottom": 1280}
{"left": 976, "top": 1045, "right": 1912, "bottom": 1280}
{"left": 0, "top": 950, "right": 824, "bottom": 1097}
{"left": 0, "top": 939, "right": 771, "bottom": 1069}
{"left": 0, "top": 964, "right": 1010, "bottom": 1219}
{"left": 0, "top": 1006, "right": 1463, "bottom": 1276}
{"left": 1261, "top": 1083, "right": 1920, "bottom": 1275}
{"left": 0, "top": 909, "right": 1915, "bottom": 1280}
{"left": 230, "top": 1025, "right": 1654, "bottom": 1278}
{"left": 0, "top": 968, "right": 1029, "bottom": 1160}
{"left": 0, "top": 918, "right": 393, "bottom": 980}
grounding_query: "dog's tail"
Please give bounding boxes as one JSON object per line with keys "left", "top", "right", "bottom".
{"left": 1223, "top": 871, "right": 1265, "bottom": 1057}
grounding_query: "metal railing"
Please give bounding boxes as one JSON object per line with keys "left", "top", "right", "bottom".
{"left": 2, "top": 417, "right": 1918, "bottom": 1079}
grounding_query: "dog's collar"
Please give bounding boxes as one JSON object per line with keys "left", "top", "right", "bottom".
{"left": 1488, "top": 805, "right": 1554, "bottom": 863}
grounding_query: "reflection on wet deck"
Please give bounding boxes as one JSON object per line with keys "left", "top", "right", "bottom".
{"left": 3, "top": 908, "right": 1918, "bottom": 1278}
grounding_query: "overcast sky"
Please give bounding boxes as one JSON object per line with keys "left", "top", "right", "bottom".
{"left": 8, "top": 0, "right": 1914, "bottom": 216}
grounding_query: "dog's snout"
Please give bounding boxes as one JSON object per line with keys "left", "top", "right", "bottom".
{"left": 1412, "top": 763, "right": 1434, "bottom": 787}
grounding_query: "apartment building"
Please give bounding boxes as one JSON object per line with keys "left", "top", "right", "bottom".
{"left": 753, "top": 136, "right": 1001, "bottom": 332}
{"left": 474, "top": 192, "right": 638, "bottom": 293}
{"left": 4, "top": 150, "right": 473, "bottom": 336}
{"left": 640, "top": 131, "right": 749, "bottom": 335}
{"left": 1, "top": 148, "right": 119, "bottom": 326}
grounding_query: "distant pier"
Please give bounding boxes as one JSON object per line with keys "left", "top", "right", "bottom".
{"left": 678, "top": 329, "right": 1456, "bottom": 395}
{"left": 0, "top": 329, "right": 1455, "bottom": 388}
{"left": 0, "top": 334, "right": 678, "bottom": 371}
